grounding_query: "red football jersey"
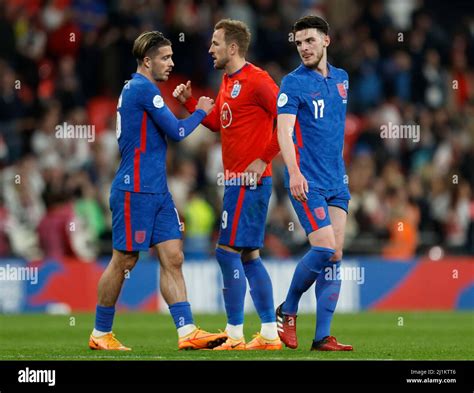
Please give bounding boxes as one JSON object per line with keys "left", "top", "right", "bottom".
{"left": 184, "top": 63, "right": 280, "bottom": 179}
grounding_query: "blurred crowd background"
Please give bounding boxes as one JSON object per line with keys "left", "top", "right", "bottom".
{"left": 0, "top": 0, "right": 473, "bottom": 262}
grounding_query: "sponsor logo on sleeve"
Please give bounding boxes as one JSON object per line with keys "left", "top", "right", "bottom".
{"left": 153, "top": 95, "right": 164, "bottom": 108}
{"left": 277, "top": 93, "right": 288, "bottom": 107}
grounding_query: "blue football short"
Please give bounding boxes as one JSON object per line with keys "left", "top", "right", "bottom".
{"left": 218, "top": 177, "right": 272, "bottom": 249}
{"left": 288, "top": 186, "right": 350, "bottom": 236}
{"left": 110, "top": 188, "right": 182, "bottom": 251}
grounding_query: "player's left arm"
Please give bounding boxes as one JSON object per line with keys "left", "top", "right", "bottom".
{"left": 174, "top": 80, "right": 221, "bottom": 132}
{"left": 141, "top": 88, "right": 210, "bottom": 142}
{"left": 257, "top": 77, "right": 281, "bottom": 164}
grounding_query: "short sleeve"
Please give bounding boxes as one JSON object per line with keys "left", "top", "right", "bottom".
{"left": 277, "top": 75, "right": 300, "bottom": 115}
{"left": 342, "top": 71, "right": 349, "bottom": 91}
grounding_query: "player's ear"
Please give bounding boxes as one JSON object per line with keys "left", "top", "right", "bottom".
{"left": 143, "top": 56, "right": 151, "bottom": 69}
{"left": 229, "top": 42, "right": 238, "bottom": 56}
{"left": 324, "top": 34, "right": 330, "bottom": 48}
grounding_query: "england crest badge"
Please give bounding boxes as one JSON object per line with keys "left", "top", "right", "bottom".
{"left": 231, "top": 81, "right": 241, "bottom": 98}
{"left": 336, "top": 83, "right": 347, "bottom": 99}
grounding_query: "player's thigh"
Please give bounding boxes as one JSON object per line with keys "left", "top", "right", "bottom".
{"left": 328, "top": 206, "right": 347, "bottom": 249}
{"left": 328, "top": 206, "right": 347, "bottom": 261}
{"left": 327, "top": 187, "right": 350, "bottom": 260}
{"left": 150, "top": 192, "right": 183, "bottom": 247}
{"left": 308, "top": 225, "right": 336, "bottom": 249}
{"left": 109, "top": 189, "right": 156, "bottom": 252}
{"left": 288, "top": 188, "right": 335, "bottom": 249}
{"left": 155, "top": 238, "right": 184, "bottom": 270}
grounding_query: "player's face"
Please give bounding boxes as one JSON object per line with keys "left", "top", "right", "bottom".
{"left": 294, "top": 29, "right": 329, "bottom": 69}
{"left": 209, "top": 29, "right": 230, "bottom": 70}
{"left": 147, "top": 46, "right": 174, "bottom": 82}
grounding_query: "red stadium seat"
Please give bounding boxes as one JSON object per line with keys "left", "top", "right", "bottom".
{"left": 86, "top": 96, "right": 118, "bottom": 134}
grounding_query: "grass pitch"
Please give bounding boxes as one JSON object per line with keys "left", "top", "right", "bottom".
{"left": 0, "top": 311, "right": 472, "bottom": 360}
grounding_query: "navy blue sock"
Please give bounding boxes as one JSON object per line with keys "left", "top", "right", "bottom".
{"left": 169, "top": 301, "right": 194, "bottom": 329}
{"left": 243, "top": 257, "right": 275, "bottom": 323}
{"left": 315, "top": 260, "right": 342, "bottom": 341}
{"left": 283, "top": 246, "right": 335, "bottom": 315}
{"left": 95, "top": 305, "right": 115, "bottom": 332}
{"left": 216, "top": 248, "right": 246, "bottom": 325}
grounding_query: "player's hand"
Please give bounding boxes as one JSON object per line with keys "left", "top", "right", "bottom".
{"left": 172, "top": 80, "right": 192, "bottom": 104}
{"left": 196, "top": 96, "right": 215, "bottom": 114}
{"left": 243, "top": 158, "right": 267, "bottom": 186}
{"left": 290, "top": 170, "right": 309, "bottom": 202}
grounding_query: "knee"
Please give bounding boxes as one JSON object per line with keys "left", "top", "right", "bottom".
{"left": 241, "top": 249, "right": 259, "bottom": 263}
{"left": 331, "top": 249, "right": 343, "bottom": 262}
{"left": 115, "top": 252, "right": 139, "bottom": 272}
{"left": 163, "top": 250, "right": 184, "bottom": 270}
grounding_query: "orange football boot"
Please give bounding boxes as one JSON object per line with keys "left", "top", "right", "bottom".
{"left": 89, "top": 333, "right": 131, "bottom": 351}
{"left": 246, "top": 333, "right": 282, "bottom": 350}
{"left": 212, "top": 336, "right": 246, "bottom": 350}
{"left": 178, "top": 328, "right": 228, "bottom": 350}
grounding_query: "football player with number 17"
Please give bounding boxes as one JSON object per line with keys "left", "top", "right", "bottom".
{"left": 276, "top": 15, "right": 354, "bottom": 351}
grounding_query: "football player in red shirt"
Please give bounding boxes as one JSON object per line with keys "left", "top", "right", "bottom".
{"left": 174, "top": 19, "right": 281, "bottom": 350}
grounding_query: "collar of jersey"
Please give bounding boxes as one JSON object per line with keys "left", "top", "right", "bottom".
{"left": 132, "top": 72, "right": 147, "bottom": 80}
{"left": 226, "top": 62, "right": 250, "bottom": 78}
{"left": 131, "top": 72, "right": 158, "bottom": 87}
{"left": 300, "top": 63, "right": 335, "bottom": 80}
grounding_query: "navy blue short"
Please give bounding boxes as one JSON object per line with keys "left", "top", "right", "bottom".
{"left": 110, "top": 188, "right": 182, "bottom": 251}
{"left": 289, "top": 186, "right": 350, "bottom": 236}
{"left": 218, "top": 177, "right": 272, "bottom": 249}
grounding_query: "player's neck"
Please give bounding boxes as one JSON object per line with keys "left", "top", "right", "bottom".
{"left": 225, "top": 57, "right": 247, "bottom": 76}
{"left": 309, "top": 52, "right": 328, "bottom": 77}
{"left": 315, "top": 61, "right": 328, "bottom": 77}
{"left": 136, "top": 68, "right": 157, "bottom": 85}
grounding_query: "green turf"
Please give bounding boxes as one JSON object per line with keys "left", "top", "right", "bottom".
{"left": 0, "top": 312, "right": 473, "bottom": 360}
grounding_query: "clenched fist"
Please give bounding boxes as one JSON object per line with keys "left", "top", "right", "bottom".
{"left": 196, "top": 96, "right": 215, "bottom": 114}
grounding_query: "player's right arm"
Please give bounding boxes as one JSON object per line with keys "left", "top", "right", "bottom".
{"left": 278, "top": 114, "right": 308, "bottom": 202}
{"left": 173, "top": 81, "right": 221, "bottom": 132}
{"left": 276, "top": 75, "right": 308, "bottom": 202}
{"left": 141, "top": 86, "right": 214, "bottom": 141}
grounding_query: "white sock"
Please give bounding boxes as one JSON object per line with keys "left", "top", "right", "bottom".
{"left": 92, "top": 328, "right": 110, "bottom": 337}
{"left": 226, "top": 323, "right": 244, "bottom": 340}
{"left": 177, "top": 324, "right": 196, "bottom": 338}
{"left": 260, "top": 322, "right": 278, "bottom": 340}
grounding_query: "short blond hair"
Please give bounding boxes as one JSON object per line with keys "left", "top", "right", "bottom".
{"left": 132, "top": 31, "right": 171, "bottom": 64}
{"left": 215, "top": 19, "right": 251, "bottom": 56}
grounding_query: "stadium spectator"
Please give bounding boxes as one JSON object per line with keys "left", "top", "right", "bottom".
{"left": 183, "top": 188, "right": 216, "bottom": 259}
{"left": 0, "top": 0, "right": 471, "bottom": 259}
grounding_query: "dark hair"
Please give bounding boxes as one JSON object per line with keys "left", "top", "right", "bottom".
{"left": 215, "top": 19, "right": 251, "bottom": 56}
{"left": 132, "top": 31, "right": 171, "bottom": 64}
{"left": 293, "top": 15, "right": 329, "bottom": 35}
